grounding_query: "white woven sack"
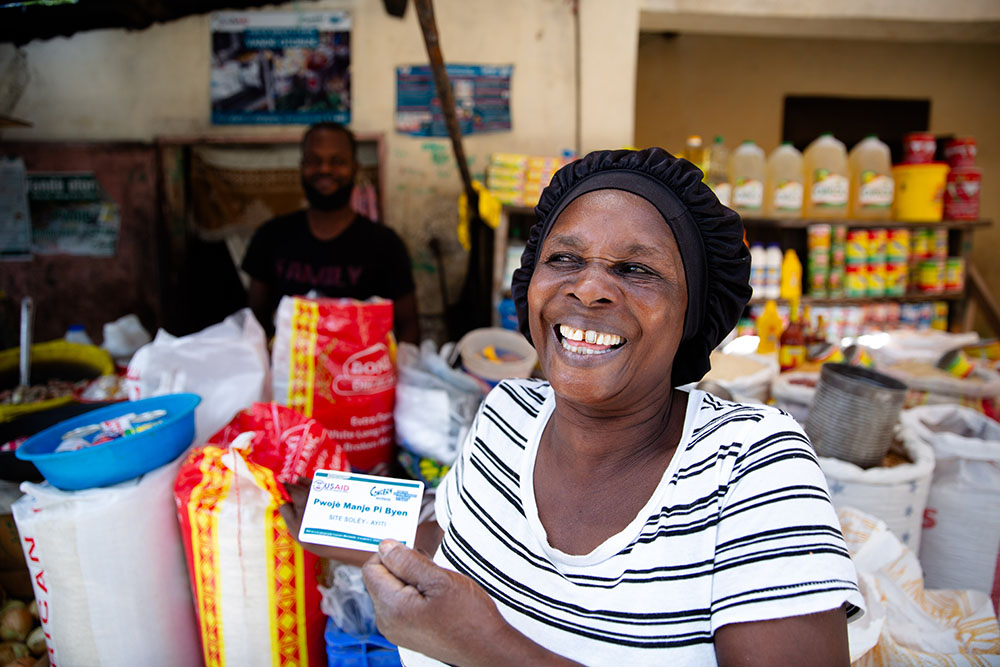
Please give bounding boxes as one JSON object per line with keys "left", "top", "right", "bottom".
{"left": 702, "top": 353, "right": 779, "bottom": 404}
{"left": 11, "top": 461, "right": 200, "bottom": 667}
{"left": 902, "top": 405, "right": 1000, "bottom": 602}
{"left": 770, "top": 371, "right": 819, "bottom": 424}
{"left": 818, "top": 433, "right": 934, "bottom": 553}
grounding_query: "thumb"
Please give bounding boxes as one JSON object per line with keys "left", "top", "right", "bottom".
{"left": 376, "top": 539, "right": 440, "bottom": 588}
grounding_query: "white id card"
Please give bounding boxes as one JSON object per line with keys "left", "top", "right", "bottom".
{"left": 297, "top": 470, "right": 425, "bottom": 552}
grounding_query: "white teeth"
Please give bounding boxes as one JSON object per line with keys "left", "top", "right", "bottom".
{"left": 558, "top": 324, "right": 624, "bottom": 352}
{"left": 561, "top": 339, "right": 611, "bottom": 355}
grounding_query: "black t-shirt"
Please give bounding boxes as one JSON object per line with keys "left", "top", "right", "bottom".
{"left": 241, "top": 211, "right": 416, "bottom": 307}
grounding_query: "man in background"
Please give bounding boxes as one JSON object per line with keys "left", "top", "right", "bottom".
{"left": 242, "top": 122, "right": 420, "bottom": 344}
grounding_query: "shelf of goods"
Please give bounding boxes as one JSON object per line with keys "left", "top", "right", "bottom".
{"left": 742, "top": 217, "right": 990, "bottom": 332}
{"left": 491, "top": 207, "right": 991, "bottom": 332}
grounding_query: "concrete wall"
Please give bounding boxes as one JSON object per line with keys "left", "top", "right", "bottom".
{"left": 635, "top": 33, "right": 1000, "bottom": 333}
{"left": 0, "top": 0, "right": 639, "bottom": 335}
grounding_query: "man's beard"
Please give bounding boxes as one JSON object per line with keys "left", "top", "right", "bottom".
{"left": 302, "top": 177, "right": 354, "bottom": 212}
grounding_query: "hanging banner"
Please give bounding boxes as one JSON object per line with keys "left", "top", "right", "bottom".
{"left": 27, "top": 173, "right": 120, "bottom": 257}
{"left": 395, "top": 64, "right": 512, "bottom": 137}
{"left": 210, "top": 11, "right": 351, "bottom": 125}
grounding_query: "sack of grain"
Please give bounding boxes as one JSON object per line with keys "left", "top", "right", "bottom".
{"left": 902, "top": 405, "right": 1000, "bottom": 614}
{"left": 819, "top": 433, "right": 934, "bottom": 553}
{"left": 13, "top": 461, "right": 201, "bottom": 667}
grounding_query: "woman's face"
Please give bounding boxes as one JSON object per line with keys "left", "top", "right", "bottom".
{"left": 528, "top": 189, "right": 688, "bottom": 410}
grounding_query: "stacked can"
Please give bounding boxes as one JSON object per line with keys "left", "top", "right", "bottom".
{"left": 943, "top": 137, "right": 980, "bottom": 222}
{"left": 932, "top": 301, "right": 949, "bottom": 331}
{"left": 807, "top": 224, "right": 831, "bottom": 297}
{"left": 910, "top": 228, "right": 943, "bottom": 294}
{"left": 885, "top": 228, "right": 910, "bottom": 296}
{"left": 867, "top": 228, "right": 887, "bottom": 297}
{"left": 829, "top": 225, "right": 846, "bottom": 298}
{"left": 845, "top": 228, "right": 869, "bottom": 297}
{"left": 945, "top": 257, "right": 965, "bottom": 292}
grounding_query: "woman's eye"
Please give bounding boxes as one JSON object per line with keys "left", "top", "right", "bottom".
{"left": 545, "top": 253, "right": 581, "bottom": 265}
{"left": 617, "top": 263, "right": 654, "bottom": 276}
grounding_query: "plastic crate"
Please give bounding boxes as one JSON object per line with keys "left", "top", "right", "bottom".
{"left": 325, "top": 618, "right": 402, "bottom": 667}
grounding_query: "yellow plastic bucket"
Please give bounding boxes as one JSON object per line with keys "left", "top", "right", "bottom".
{"left": 892, "top": 163, "right": 949, "bottom": 222}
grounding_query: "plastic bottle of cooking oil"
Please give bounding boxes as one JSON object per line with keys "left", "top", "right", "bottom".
{"left": 848, "top": 135, "right": 894, "bottom": 219}
{"left": 705, "top": 136, "right": 732, "bottom": 207}
{"left": 730, "top": 140, "right": 766, "bottom": 218}
{"left": 764, "top": 142, "right": 804, "bottom": 218}
{"left": 803, "top": 133, "right": 849, "bottom": 219}
{"left": 683, "top": 135, "right": 706, "bottom": 173}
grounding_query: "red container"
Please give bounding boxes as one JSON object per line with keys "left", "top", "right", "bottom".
{"left": 944, "top": 165, "right": 981, "bottom": 221}
{"left": 944, "top": 137, "right": 977, "bottom": 167}
{"left": 902, "top": 132, "right": 937, "bottom": 164}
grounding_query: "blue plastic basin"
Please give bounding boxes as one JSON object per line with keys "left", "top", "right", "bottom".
{"left": 15, "top": 393, "right": 201, "bottom": 491}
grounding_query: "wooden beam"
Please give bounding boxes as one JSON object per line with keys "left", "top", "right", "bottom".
{"left": 967, "top": 262, "right": 1000, "bottom": 337}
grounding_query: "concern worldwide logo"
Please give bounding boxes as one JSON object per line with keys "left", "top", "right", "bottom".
{"left": 333, "top": 343, "right": 395, "bottom": 396}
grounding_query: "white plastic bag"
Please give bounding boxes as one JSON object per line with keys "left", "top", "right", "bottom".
{"left": 101, "top": 313, "right": 152, "bottom": 365}
{"left": 12, "top": 461, "right": 201, "bottom": 667}
{"left": 902, "top": 405, "right": 1000, "bottom": 607}
{"left": 395, "top": 340, "right": 485, "bottom": 464}
{"left": 770, "top": 371, "right": 819, "bottom": 424}
{"left": 124, "top": 308, "right": 270, "bottom": 445}
{"left": 319, "top": 564, "right": 377, "bottom": 636}
{"left": 838, "top": 507, "right": 1000, "bottom": 666}
{"left": 819, "top": 430, "right": 935, "bottom": 553}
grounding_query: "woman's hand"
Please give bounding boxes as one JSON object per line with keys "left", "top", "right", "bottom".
{"left": 363, "top": 540, "right": 582, "bottom": 667}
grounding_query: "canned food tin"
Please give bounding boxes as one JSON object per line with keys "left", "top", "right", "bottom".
{"left": 918, "top": 259, "right": 945, "bottom": 293}
{"left": 911, "top": 228, "right": 931, "bottom": 259}
{"left": 808, "top": 263, "right": 829, "bottom": 298}
{"left": 867, "top": 260, "right": 886, "bottom": 297}
{"left": 846, "top": 230, "right": 869, "bottom": 263}
{"left": 827, "top": 265, "right": 845, "bottom": 297}
{"left": 884, "top": 262, "right": 908, "bottom": 296}
{"left": 900, "top": 302, "right": 922, "bottom": 328}
{"left": 931, "top": 301, "right": 949, "bottom": 331}
{"left": 943, "top": 166, "right": 981, "bottom": 221}
{"left": 846, "top": 264, "right": 868, "bottom": 297}
{"left": 886, "top": 228, "right": 910, "bottom": 261}
{"left": 808, "top": 224, "right": 832, "bottom": 250}
{"left": 943, "top": 137, "right": 977, "bottom": 168}
{"left": 945, "top": 257, "right": 965, "bottom": 292}
{"left": 933, "top": 228, "right": 948, "bottom": 259}
{"left": 903, "top": 132, "right": 937, "bottom": 164}
{"left": 867, "top": 228, "right": 887, "bottom": 260}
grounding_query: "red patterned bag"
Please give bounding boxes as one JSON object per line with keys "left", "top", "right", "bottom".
{"left": 175, "top": 403, "right": 347, "bottom": 666}
{"left": 272, "top": 296, "right": 397, "bottom": 473}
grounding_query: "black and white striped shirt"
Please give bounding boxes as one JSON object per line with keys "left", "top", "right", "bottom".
{"left": 400, "top": 379, "right": 864, "bottom": 666}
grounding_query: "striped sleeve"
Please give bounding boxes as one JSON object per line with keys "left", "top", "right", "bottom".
{"left": 710, "top": 410, "right": 865, "bottom": 631}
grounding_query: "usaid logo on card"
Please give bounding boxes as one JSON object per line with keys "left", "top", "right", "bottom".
{"left": 313, "top": 477, "right": 350, "bottom": 493}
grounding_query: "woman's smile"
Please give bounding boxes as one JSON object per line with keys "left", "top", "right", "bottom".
{"left": 555, "top": 323, "right": 626, "bottom": 355}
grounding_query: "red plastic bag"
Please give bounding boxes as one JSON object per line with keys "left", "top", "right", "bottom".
{"left": 175, "top": 403, "right": 347, "bottom": 666}
{"left": 272, "top": 296, "right": 397, "bottom": 473}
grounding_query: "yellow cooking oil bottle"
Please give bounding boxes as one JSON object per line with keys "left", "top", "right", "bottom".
{"left": 848, "top": 135, "right": 894, "bottom": 219}
{"left": 803, "top": 133, "right": 849, "bottom": 219}
{"left": 730, "top": 140, "right": 766, "bottom": 219}
{"left": 764, "top": 142, "right": 804, "bottom": 218}
{"left": 755, "top": 299, "right": 783, "bottom": 355}
{"left": 779, "top": 248, "right": 802, "bottom": 301}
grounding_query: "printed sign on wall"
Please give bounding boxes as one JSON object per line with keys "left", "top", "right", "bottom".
{"left": 211, "top": 11, "right": 351, "bottom": 125}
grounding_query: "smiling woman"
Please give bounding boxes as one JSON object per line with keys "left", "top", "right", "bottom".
{"left": 281, "top": 148, "right": 866, "bottom": 667}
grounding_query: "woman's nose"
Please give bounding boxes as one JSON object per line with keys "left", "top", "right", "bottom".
{"left": 567, "top": 264, "right": 615, "bottom": 306}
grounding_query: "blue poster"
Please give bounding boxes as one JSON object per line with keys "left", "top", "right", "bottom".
{"left": 211, "top": 11, "right": 351, "bottom": 125}
{"left": 396, "top": 64, "right": 512, "bottom": 137}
